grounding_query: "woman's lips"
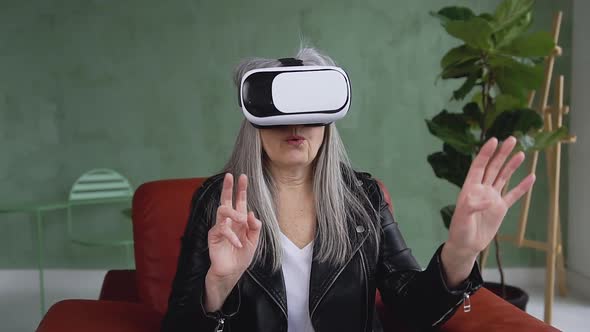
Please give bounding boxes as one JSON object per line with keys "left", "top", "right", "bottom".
{"left": 286, "top": 135, "right": 305, "bottom": 146}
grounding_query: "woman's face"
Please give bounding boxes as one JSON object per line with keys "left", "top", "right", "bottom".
{"left": 259, "top": 125, "right": 326, "bottom": 169}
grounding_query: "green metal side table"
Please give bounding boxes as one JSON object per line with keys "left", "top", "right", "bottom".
{"left": 0, "top": 201, "right": 69, "bottom": 315}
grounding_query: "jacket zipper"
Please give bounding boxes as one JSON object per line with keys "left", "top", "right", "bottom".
{"left": 463, "top": 293, "right": 471, "bottom": 312}
{"left": 359, "top": 250, "right": 369, "bottom": 332}
{"left": 203, "top": 310, "right": 226, "bottom": 332}
{"left": 310, "top": 232, "right": 370, "bottom": 319}
{"left": 201, "top": 282, "right": 241, "bottom": 332}
{"left": 431, "top": 284, "right": 481, "bottom": 327}
{"left": 215, "top": 317, "right": 225, "bottom": 332}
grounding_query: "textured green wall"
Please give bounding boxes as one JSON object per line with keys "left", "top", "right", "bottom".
{"left": 0, "top": 0, "right": 571, "bottom": 269}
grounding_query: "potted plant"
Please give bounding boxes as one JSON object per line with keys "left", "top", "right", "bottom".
{"left": 427, "top": 0, "right": 568, "bottom": 310}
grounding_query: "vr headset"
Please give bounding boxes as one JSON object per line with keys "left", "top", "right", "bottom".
{"left": 238, "top": 58, "right": 351, "bottom": 128}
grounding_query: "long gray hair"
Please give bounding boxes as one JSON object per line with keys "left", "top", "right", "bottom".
{"left": 223, "top": 47, "right": 378, "bottom": 272}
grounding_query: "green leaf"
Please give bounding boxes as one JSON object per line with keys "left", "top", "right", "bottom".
{"left": 479, "top": 13, "right": 495, "bottom": 22}
{"left": 426, "top": 111, "right": 479, "bottom": 154}
{"left": 441, "top": 205, "right": 456, "bottom": 229}
{"left": 514, "top": 131, "right": 536, "bottom": 151}
{"left": 493, "top": 0, "right": 534, "bottom": 32}
{"left": 441, "top": 58, "right": 480, "bottom": 79}
{"left": 463, "top": 102, "right": 483, "bottom": 138}
{"left": 463, "top": 102, "right": 482, "bottom": 124}
{"left": 441, "top": 45, "right": 480, "bottom": 69}
{"left": 495, "top": 74, "right": 526, "bottom": 99}
{"left": 499, "top": 31, "right": 555, "bottom": 57}
{"left": 445, "top": 17, "right": 494, "bottom": 50}
{"left": 530, "top": 126, "right": 568, "bottom": 150}
{"left": 431, "top": 6, "right": 476, "bottom": 25}
{"left": 491, "top": 56, "right": 545, "bottom": 98}
{"left": 496, "top": 94, "right": 526, "bottom": 111}
{"left": 513, "top": 109, "right": 544, "bottom": 132}
{"left": 515, "top": 127, "right": 568, "bottom": 152}
{"left": 495, "top": 11, "right": 532, "bottom": 48}
{"left": 485, "top": 94, "right": 526, "bottom": 128}
{"left": 427, "top": 143, "right": 472, "bottom": 188}
{"left": 530, "top": 56, "right": 546, "bottom": 65}
{"left": 471, "top": 91, "right": 484, "bottom": 112}
{"left": 453, "top": 71, "right": 479, "bottom": 100}
{"left": 461, "top": 102, "right": 483, "bottom": 139}
{"left": 486, "top": 108, "right": 544, "bottom": 141}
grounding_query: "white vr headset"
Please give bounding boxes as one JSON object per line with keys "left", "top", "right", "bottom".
{"left": 239, "top": 58, "right": 351, "bottom": 128}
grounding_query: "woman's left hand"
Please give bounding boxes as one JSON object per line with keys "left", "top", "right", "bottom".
{"left": 442, "top": 136, "right": 536, "bottom": 286}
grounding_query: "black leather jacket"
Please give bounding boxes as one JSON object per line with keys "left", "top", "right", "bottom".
{"left": 161, "top": 172, "right": 483, "bottom": 332}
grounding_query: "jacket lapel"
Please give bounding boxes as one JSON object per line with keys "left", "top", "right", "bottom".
{"left": 246, "top": 252, "right": 288, "bottom": 319}
{"left": 245, "top": 222, "right": 369, "bottom": 321}
{"left": 308, "top": 220, "right": 370, "bottom": 317}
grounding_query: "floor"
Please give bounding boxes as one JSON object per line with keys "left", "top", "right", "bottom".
{"left": 0, "top": 268, "right": 588, "bottom": 331}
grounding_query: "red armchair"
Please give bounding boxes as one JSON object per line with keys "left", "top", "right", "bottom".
{"left": 36, "top": 177, "right": 558, "bottom": 332}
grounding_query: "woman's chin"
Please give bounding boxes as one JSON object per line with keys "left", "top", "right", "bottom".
{"left": 278, "top": 156, "right": 312, "bottom": 168}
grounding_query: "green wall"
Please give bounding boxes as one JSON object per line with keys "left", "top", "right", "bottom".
{"left": 0, "top": 0, "right": 571, "bottom": 270}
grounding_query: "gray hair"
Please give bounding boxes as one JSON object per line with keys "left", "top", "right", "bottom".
{"left": 224, "top": 46, "right": 378, "bottom": 272}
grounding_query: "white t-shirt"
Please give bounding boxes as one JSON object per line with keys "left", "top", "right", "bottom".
{"left": 280, "top": 232, "right": 315, "bottom": 332}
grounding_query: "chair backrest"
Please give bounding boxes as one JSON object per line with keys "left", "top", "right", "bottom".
{"left": 132, "top": 178, "right": 206, "bottom": 314}
{"left": 131, "top": 177, "right": 394, "bottom": 314}
{"left": 69, "top": 169, "right": 134, "bottom": 202}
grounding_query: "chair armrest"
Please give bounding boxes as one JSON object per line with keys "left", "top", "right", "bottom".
{"left": 376, "top": 288, "right": 559, "bottom": 332}
{"left": 36, "top": 300, "right": 162, "bottom": 332}
{"left": 99, "top": 270, "right": 139, "bottom": 303}
{"left": 440, "top": 288, "right": 559, "bottom": 332}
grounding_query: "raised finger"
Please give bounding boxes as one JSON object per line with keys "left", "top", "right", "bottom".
{"left": 503, "top": 173, "right": 536, "bottom": 207}
{"left": 246, "top": 211, "right": 262, "bottom": 245}
{"left": 217, "top": 205, "right": 247, "bottom": 225}
{"left": 236, "top": 174, "right": 248, "bottom": 215}
{"left": 493, "top": 151, "right": 525, "bottom": 191}
{"left": 220, "top": 173, "right": 234, "bottom": 207}
{"left": 464, "top": 137, "right": 498, "bottom": 185}
{"left": 483, "top": 136, "right": 517, "bottom": 186}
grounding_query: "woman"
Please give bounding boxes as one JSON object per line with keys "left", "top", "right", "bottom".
{"left": 161, "top": 47, "right": 535, "bottom": 332}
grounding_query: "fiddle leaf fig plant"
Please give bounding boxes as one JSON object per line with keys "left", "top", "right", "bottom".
{"left": 427, "top": 0, "right": 568, "bottom": 296}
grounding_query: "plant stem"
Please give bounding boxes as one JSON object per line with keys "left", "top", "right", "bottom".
{"left": 480, "top": 55, "right": 490, "bottom": 142}
{"left": 480, "top": 80, "right": 487, "bottom": 142}
{"left": 494, "top": 235, "right": 507, "bottom": 299}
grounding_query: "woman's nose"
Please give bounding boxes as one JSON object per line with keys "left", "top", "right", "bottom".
{"left": 289, "top": 125, "right": 305, "bottom": 132}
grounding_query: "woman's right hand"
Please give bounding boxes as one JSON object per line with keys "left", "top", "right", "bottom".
{"left": 204, "top": 173, "right": 262, "bottom": 312}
